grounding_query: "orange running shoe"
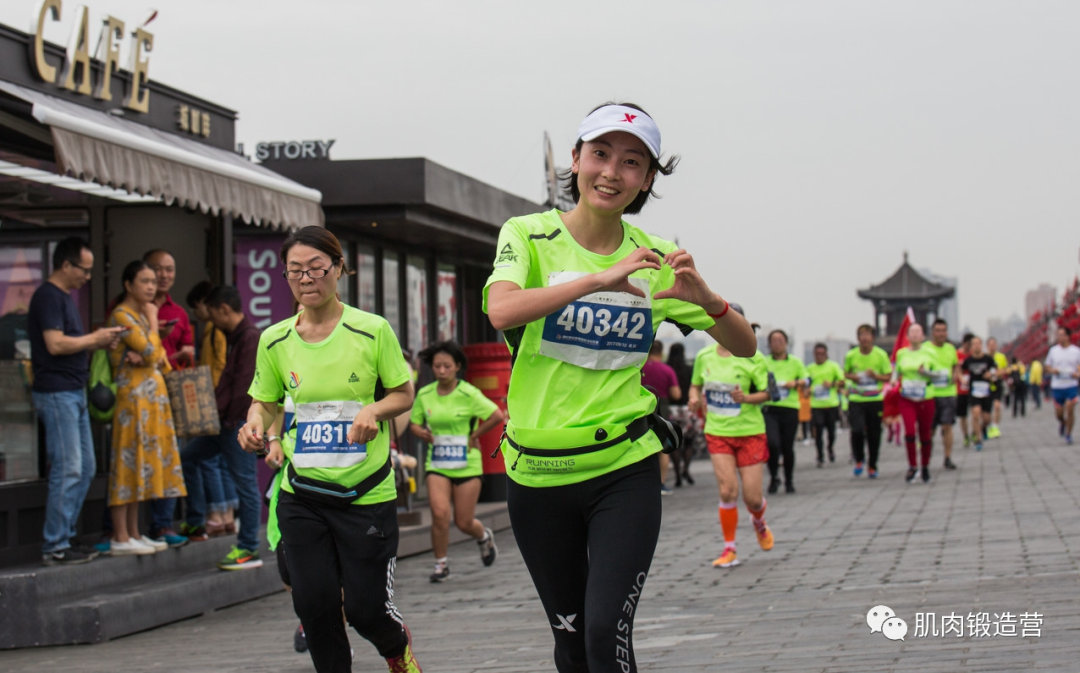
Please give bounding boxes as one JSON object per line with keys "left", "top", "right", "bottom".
{"left": 712, "top": 548, "right": 739, "bottom": 568}
{"left": 754, "top": 524, "right": 774, "bottom": 551}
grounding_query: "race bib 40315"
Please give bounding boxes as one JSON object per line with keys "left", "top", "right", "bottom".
{"left": 294, "top": 400, "right": 366, "bottom": 468}
{"left": 539, "top": 272, "right": 653, "bottom": 371}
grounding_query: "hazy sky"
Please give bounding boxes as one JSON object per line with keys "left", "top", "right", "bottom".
{"left": 6, "top": 1, "right": 1079, "bottom": 352}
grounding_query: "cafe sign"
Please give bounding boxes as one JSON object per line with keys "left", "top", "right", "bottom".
{"left": 29, "top": 0, "right": 154, "bottom": 113}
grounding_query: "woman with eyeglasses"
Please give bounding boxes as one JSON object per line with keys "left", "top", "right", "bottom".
{"left": 238, "top": 226, "right": 422, "bottom": 672}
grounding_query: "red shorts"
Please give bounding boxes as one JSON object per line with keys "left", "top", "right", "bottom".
{"left": 706, "top": 433, "right": 769, "bottom": 468}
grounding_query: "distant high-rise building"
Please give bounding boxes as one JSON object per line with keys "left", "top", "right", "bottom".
{"left": 987, "top": 314, "right": 1027, "bottom": 345}
{"left": 1025, "top": 283, "right": 1057, "bottom": 320}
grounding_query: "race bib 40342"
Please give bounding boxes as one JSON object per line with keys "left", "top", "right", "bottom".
{"left": 294, "top": 400, "right": 366, "bottom": 468}
{"left": 539, "top": 272, "right": 653, "bottom": 371}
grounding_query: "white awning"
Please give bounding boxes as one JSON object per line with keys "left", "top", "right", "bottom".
{"left": 0, "top": 80, "right": 322, "bottom": 231}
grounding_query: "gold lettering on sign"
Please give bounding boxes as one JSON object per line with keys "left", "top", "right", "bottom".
{"left": 177, "top": 104, "right": 189, "bottom": 131}
{"left": 31, "top": 0, "right": 62, "bottom": 84}
{"left": 200, "top": 112, "right": 210, "bottom": 138}
{"left": 124, "top": 27, "right": 153, "bottom": 113}
{"left": 60, "top": 4, "right": 92, "bottom": 94}
{"left": 189, "top": 107, "right": 201, "bottom": 135}
{"left": 92, "top": 16, "right": 124, "bottom": 101}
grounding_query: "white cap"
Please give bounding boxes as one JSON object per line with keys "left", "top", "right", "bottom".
{"left": 576, "top": 105, "right": 661, "bottom": 159}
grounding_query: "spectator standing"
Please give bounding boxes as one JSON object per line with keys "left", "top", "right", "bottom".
{"left": 29, "top": 237, "right": 122, "bottom": 564}
{"left": 642, "top": 340, "right": 681, "bottom": 495}
{"left": 1010, "top": 357, "right": 1027, "bottom": 418}
{"left": 106, "top": 261, "right": 186, "bottom": 555}
{"left": 1028, "top": 359, "right": 1043, "bottom": 410}
{"left": 180, "top": 286, "right": 264, "bottom": 570}
{"left": 143, "top": 249, "right": 194, "bottom": 546}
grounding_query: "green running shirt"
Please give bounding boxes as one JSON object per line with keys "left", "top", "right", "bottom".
{"left": 410, "top": 380, "right": 499, "bottom": 479}
{"left": 926, "top": 342, "right": 959, "bottom": 398}
{"left": 844, "top": 346, "right": 893, "bottom": 402}
{"left": 692, "top": 347, "right": 769, "bottom": 437}
{"left": 763, "top": 355, "right": 809, "bottom": 410}
{"left": 483, "top": 210, "right": 715, "bottom": 487}
{"left": 894, "top": 346, "right": 939, "bottom": 402}
{"left": 248, "top": 305, "right": 411, "bottom": 505}
{"left": 806, "top": 360, "right": 845, "bottom": 409}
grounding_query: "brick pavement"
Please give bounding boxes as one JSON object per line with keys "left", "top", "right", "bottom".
{"left": 1, "top": 408, "right": 1077, "bottom": 672}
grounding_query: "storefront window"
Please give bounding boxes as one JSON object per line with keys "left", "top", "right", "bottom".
{"left": 357, "top": 246, "right": 376, "bottom": 313}
{"left": 437, "top": 264, "right": 457, "bottom": 342}
{"left": 407, "top": 257, "right": 428, "bottom": 355}
{"left": 384, "top": 253, "right": 401, "bottom": 339}
{"left": 0, "top": 245, "right": 43, "bottom": 483}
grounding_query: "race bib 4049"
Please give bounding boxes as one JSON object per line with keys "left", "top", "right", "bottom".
{"left": 294, "top": 400, "right": 366, "bottom": 468}
{"left": 539, "top": 272, "right": 653, "bottom": 371}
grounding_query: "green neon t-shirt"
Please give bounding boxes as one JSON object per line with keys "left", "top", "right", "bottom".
{"left": 806, "top": 360, "right": 845, "bottom": 409}
{"left": 411, "top": 380, "right": 499, "bottom": 479}
{"left": 763, "top": 354, "right": 809, "bottom": 410}
{"left": 926, "top": 342, "right": 959, "bottom": 398}
{"left": 844, "top": 346, "right": 893, "bottom": 402}
{"left": 248, "top": 305, "right": 411, "bottom": 505}
{"left": 482, "top": 210, "right": 715, "bottom": 487}
{"left": 895, "top": 346, "right": 939, "bottom": 402}
{"left": 691, "top": 347, "right": 768, "bottom": 437}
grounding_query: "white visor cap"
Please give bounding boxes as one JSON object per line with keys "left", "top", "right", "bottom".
{"left": 576, "top": 105, "right": 661, "bottom": 159}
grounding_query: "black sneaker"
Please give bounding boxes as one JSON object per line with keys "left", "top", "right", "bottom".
{"left": 478, "top": 527, "right": 498, "bottom": 567}
{"left": 921, "top": 467, "right": 932, "bottom": 484}
{"left": 905, "top": 467, "right": 919, "bottom": 484}
{"left": 785, "top": 483, "right": 796, "bottom": 494}
{"left": 42, "top": 548, "right": 94, "bottom": 566}
{"left": 68, "top": 541, "right": 101, "bottom": 560}
{"left": 430, "top": 562, "right": 450, "bottom": 583}
{"left": 828, "top": 451, "right": 836, "bottom": 463}
{"left": 293, "top": 624, "right": 307, "bottom": 653}
{"left": 943, "top": 457, "right": 957, "bottom": 470}
{"left": 767, "top": 479, "right": 780, "bottom": 494}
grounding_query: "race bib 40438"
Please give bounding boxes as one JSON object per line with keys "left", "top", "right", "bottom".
{"left": 704, "top": 381, "right": 740, "bottom": 417}
{"left": 431, "top": 434, "right": 469, "bottom": 470}
{"left": 539, "top": 272, "right": 653, "bottom": 371}
{"left": 294, "top": 400, "right": 366, "bottom": 468}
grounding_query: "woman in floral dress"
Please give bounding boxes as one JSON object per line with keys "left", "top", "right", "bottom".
{"left": 107, "top": 260, "right": 185, "bottom": 556}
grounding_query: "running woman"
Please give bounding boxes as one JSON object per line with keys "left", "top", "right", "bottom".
{"left": 409, "top": 340, "right": 504, "bottom": 583}
{"left": 763, "top": 330, "right": 808, "bottom": 494}
{"left": 955, "top": 333, "right": 973, "bottom": 447}
{"left": 688, "top": 306, "right": 773, "bottom": 569}
{"left": 484, "top": 102, "right": 756, "bottom": 673}
{"left": 844, "top": 325, "right": 893, "bottom": 478}
{"left": 961, "top": 336, "right": 996, "bottom": 451}
{"left": 806, "top": 343, "right": 845, "bottom": 467}
{"left": 1044, "top": 326, "right": 1080, "bottom": 444}
{"left": 894, "top": 324, "right": 939, "bottom": 484}
{"left": 927, "top": 319, "right": 960, "bottom": 470}
{"left": 239, "top": 227, "right": 422, "bottom": 673}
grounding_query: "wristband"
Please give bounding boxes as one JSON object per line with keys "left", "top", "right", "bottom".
{"left": 707, "top": 301, "right": 729, "bottom": 321}
{"left": 267, "top": 435, "right": 281, "bottom": 443}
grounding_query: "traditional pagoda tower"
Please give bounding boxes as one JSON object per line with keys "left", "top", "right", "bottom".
{"left": 857, "top": 253, "right": 956, "bottom": 339}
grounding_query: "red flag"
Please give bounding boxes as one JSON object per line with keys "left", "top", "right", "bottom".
{"left": 890, "top": 306, "right": 916, "bottom": 363}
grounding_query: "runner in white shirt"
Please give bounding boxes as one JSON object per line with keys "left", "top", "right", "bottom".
{"left": 1044, "top": 326, "right": 1080, "bottom": 444}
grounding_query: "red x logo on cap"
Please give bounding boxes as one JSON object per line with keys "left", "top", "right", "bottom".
{"left": 621, "top": 113, "right": 636, "bottom": 123}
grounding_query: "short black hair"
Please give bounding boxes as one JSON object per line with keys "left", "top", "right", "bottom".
{"left": 933, "top": 318, "right": 948, "bottom": 328}
{"left": 814, "top": 342, "right": 827, "bottom": 353}
{"left": 1061, "top": 326, "right": 1073, "bottom": 336}
{"left": 768, "top": 329, "right": 789, "bottom": 344}
{"left": 52, "top": 236, "right": 90, "bottom": 271}
{"left": 857, "top": 324, "right": 876, "bottom": 337}
{"left": 142, "top": 248, "right": 172, "bottom": 262}
{"left": 650, "top": 340, "right": 664, "bottom": 356}
{"left": 419, "top": 340, "right": 467, "bottom": 370}
{"left": 560, "top": 102, "right": 679, "bottom": 216}
{"left": 186, "top": 281, "right": 216, "bottom": 308}
{"left": 962, "top": 332, "right": 975, "bottom": 344}
{"left": 206, "top": 285, "right": 242, "bottom": 313}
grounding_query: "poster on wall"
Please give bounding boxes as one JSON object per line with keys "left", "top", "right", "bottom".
{"left": 235, "top": 237, "right": 292, "bottom": 329}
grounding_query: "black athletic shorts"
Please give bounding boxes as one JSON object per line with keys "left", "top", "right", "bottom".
{"left": 957, "top": 394, "right": 970, "bottom": 418}
{"left": 426, "top": 471, "right": 483, "bottom": 486}
{"left": 933, "top": 396, "right": 957, "bottom": 426}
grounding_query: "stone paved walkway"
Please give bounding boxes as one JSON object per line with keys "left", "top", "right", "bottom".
{"left": 2, "top": 408, "right": 1076, "bottom": 671}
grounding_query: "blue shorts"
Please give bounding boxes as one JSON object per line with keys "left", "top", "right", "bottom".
{"left": 1052, "top": 387, "right": 1078, "bottom": 406}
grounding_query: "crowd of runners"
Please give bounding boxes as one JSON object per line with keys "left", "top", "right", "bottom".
{"left": 226, "top": 103, "right": 1077, "bottom": 673}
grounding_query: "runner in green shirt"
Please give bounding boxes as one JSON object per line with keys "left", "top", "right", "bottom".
{"left": 762, "top": 330, "right": 808, "bottom": 494}
{"left": 927, "top": 319, "right": 961, "bottom": 471}
{"left": 806, "top": 343, "right": 845, "bottom": 467}
{"left": 484, "top": 103, "right": 756, "bottom": 673}
{"left": 893, "top": 323, "right": 940, "bottom": 484}
{"left": 843, "top": 324, "right": 893, "bottom": 478}
{"left": 238, "top": 227, "right": 422, "bottom": 673}
{"left": 688, "top": 304, "right": 774, "bottom": 570}
{"left": 410, "top": 340, "right": 504, "bottom": 583}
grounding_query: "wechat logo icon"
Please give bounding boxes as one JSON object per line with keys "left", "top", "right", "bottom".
{"left": 867, "top": 605, "right": 907, "bottom": 642}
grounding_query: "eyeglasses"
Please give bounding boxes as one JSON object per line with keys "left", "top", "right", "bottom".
{"left": 70, "top": 263, "right": 92, "bottom": 276}
{"left": 283, "top": 267, "right": 332, "bottom": 280}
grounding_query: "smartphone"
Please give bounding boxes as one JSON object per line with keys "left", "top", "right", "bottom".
{"left": 161, "top": 319, "right": 179, "bottom": 327}
{"left": 115, "top": 326, "right": 132, "bottom": 337}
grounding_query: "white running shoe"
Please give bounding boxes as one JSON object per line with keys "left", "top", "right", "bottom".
{"left": 111, "top": 538, "right": 156, "bottom": 556}
{"left": 139, "top": 535, "right": 168, "bottom": 552}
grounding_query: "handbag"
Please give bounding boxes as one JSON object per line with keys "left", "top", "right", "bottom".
{"left": 87, "top": 349, "right": 116, "bottom": 422}
{"left": 164, "top": 364, "right": 221, "bottom": 437}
